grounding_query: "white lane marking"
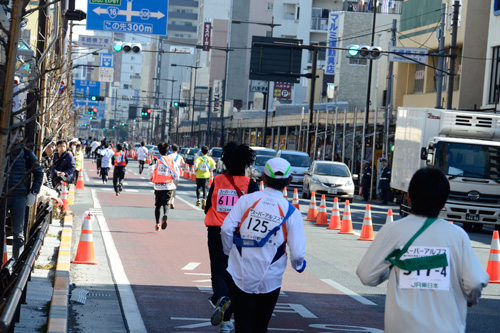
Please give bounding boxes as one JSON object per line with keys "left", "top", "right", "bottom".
{"left": 192, "top": 279, "right": 211, "bottom": 283}
{"left": 91, "top": 189, "right": 147, "bottom": 332}
{"left": 125, "top": 189, "right": 139, "bottom": 192}
{"left": 184, "top": 273, "right": 210, "bottom": 276}
{"left": 181, "top": 262, "right": 201, "bottom": 270}
{"left": 309, "top": 324, "right": 383, "bottom": 332}
{"left": 274, "top": 303, "right": 317, "bottom": 318}
{"left": 320, "top": 279, "right": 376, "bottom": 306}
{"left": 83, "top": 171, "right": 89, "bottom": 182}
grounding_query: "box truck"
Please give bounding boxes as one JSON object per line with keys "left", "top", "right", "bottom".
{"left": 391, "top": 107, "right": 500, "bottom": 231}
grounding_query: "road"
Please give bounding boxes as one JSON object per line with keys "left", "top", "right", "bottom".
{"left": 71, "top": 158, "right": 500, "bottom": 332}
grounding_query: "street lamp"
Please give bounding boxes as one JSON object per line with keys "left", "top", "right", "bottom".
{"left": 171, "top": 64, "right": 201, "bottom": 144}
{"left": 231, "top": 17, "right": 281, "bottom": 147}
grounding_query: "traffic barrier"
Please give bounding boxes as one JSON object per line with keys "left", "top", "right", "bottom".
{"left": 76, "top": 169, "right": 85, "bottom": 190}
{"left": 315, "top": 195, "right": 328, "bottom": 226}
{"left": 72, "top": 212, "right": 97, "bottom": 265}
{"left": 209, "top": 170, "right": 214, "bottom": 187}
{"left": 358, "top": 204, "right": 374, "bottom": 241}
{"left": 61, "top": 182, "right": 70, "bottom": 212}
{"left": 386, "top": 209, "right": 394, "bottom": 224}
{"left": 292, "top": 189, "right": 300, "bottom": 210}
{"left": 305, "top": 192, "right": 318, "bottom": 221}
{"left": 327, "top": 197, "right": 341, "bottom": 230}
{"left": 339, "top": 200, "right": 355, "bottom": 235}
{"left": 283, "top": 187, "right": 288, "bottom": 200}
{"left": 259, "top": 181, "right": 264, "bottom": 191}
{"left": 486, "top": 230, "right": 500, "bottom": 283}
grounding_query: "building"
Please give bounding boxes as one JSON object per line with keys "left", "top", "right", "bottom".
{"left": 482, "top": 0, "right": 500, "bottom": 111}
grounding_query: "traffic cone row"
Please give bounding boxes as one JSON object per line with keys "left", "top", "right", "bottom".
{"left": 61, "top": 182, "right": 70, "bottom": 212}
{"left": 386, "top": 209, "right": 393, "bottom": 224}
{"left": 292, "top": 189, "right": 300, "bottom": 210}
{"left": 487, "top": 230, "right": 500, "bottom": 283}
{"left": 358, "top": 204, "right": 374, "bottom": 241}
{"left": 76, "top": 168, "right": 85, "bottom": 189}
{"left": 305, "top": 192, "right": 317, "bottom": 221}
{"left": 315, "top": 195, "right": 328, "bottom": 226}
{"left": 259, "top": 181, "right": 264, "bottom": 191}
{"left": 190, "top": 165, "right": 196, "bottom": 181}
{"left": 327, "top": 197, "right": 341, "bottom": 230}
{"left": 339, "top": 200, "right": 355, "bottom": 235}
{"left": 283, "top": 187, "right": 288, "bottom": 200}
{"left": 72, "top": 212, "right": 97, "bottom": 265}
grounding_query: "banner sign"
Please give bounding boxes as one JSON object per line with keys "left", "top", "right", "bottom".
{"left": 203, "top": 22, "right": 211, "bottom": 51}
{"left": 326, "top": 12, "right": 340, "bottom": 75}
{"left": 273, "top": 82, "right": 291, "bottom": 99}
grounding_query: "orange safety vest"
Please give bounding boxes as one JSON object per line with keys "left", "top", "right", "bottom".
{"left": 114, "top": 152, "right": 126, "bottom": 166}
{"left": 151, "top": 155, "right": 176, "bottom": 184}
{"left": 205, "top": 174, "right": 251, "bottom": 227}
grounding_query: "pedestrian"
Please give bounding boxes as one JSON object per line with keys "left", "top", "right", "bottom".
{"left": 90, "top": 138, "right": 100, "bottom": 162}
{"left": 73, "top": 143, "right": 84, "bottom": 185}
{"left": 100, "top": 142, "right": 115, "bottom": 183}
{"left": 194, "top": 145, "right": 216, "bottom": 209}
{"left": 6, "top": 126, "right": 44, "bottom": 260}
{"left": 136, "top": 141, "right": 148, "bottom": 175}
{"left": 221, "top": 157, "right": 306, "bottom": 332}
{"left": 204, "top": 143, "right": 258, "bottom": 331}
{"left": 357, "top": 167, "right": 489, "bottom": 333}
{"left": 112, "top": 143, "right": 128, "bottom": 196}
{"left": 168, "top": 144, "right": 185, "bottom": 209}
{"left": 51, "top": 140, "right": 75, "bottom": 192}
{"left": 361, "top": 160, "right": 372, "bottom": 201}
{"left": 149, "top": 142, "right": 179, "bottom": 231}
{"left": 41, "top": 139, "right": 56, "bottom": 189}
{"left": 378, "top": 157, "right": 391, "bottom": 204}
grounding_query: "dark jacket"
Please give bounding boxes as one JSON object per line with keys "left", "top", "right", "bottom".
{"left": 361, "top": 166, "right": 372, "bottom": 187}
{"left": 51, "top": 151, "right": 76, "bottom": 182}
{"left": 378, "top": 165, "right": 391, "bottom": 190}
{"left": 7, "top": 148, "right": 44, "bottom": 197}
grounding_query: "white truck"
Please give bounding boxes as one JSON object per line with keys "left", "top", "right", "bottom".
{"left": 391, "top": 107, "right": 500, "bottom": 231}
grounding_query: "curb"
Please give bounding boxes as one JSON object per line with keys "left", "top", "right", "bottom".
{"left": 47, "top": 213, "right": 73, "bottom": 333}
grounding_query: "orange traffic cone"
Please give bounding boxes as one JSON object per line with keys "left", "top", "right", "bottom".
{"left": 76, "top": 169, "right": 85, "bottom": 189}
{"left": 339, "top": 200, "right": 355, "bottom": 235}
{"left": 358, "top": 204, "right": 374, "bottom": 241}
{"left": 183, "top": 164, "right": 189, "bottom": 179}
{"left": 292, "top": 189, "right": 300, "bottom": 210}
{"left": 61, "top": 182, "right": 70, "bottom": 212}
{"left": 145, "top": 154, "right": 151, "bottom": 164}
{"left": 259, "top": 181, "right": 264, "bottom": 191}
{"left": 486, "top": 230, "right": 500, "bottom": 283}
{"left": 305, "top": 192, "right": 318, "bottom": 221}
{"left": 72, "top": 213, "right": 97, "bottom": 265}
{"left": 191, "top": 165, "right": 197, "bottom": 181}
{"left": 315, "top": 195, "right": 328, "bottom": 226}
{"left": 327, "top": 197, "right": 341, "bottom": 230}
{"left": 283, "top": 187, "right": 288, "bottom": 200}
{"left": 208, "top": 170, "right": 214, "bottom": 187}
{"left": 386, "top": 209, "right": 394, "bottom": 224}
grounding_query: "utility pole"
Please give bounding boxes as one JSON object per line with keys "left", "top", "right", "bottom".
{"left": 435, "top": 3, "right": 446, "bottom": 108}
{"left": 385, "top": 19, "right": 396, "bottom": 157}
{"left": 447, "top": 0, "right": 460, "bottom": 110}
{"left": 207, "top": 87, "right": 212, "bottom": 147}
{"left": 306, "top": 46, "right": 319, "bottom": 157}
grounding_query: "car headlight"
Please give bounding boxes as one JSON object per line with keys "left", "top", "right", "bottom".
{"left": 311, "top": 176, "right": 321, "bottom": 184}
{"left": 346, "top": 180, "right": 353, "bottom": 186}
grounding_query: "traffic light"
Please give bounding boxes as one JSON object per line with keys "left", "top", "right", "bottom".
{"left": 87, "top": 107, "right": 93, "bottom": 115}
{"left": 113, "top": 41, "right": 142, "bottom": 53}
{"left": 141, "top": 107, "right": 152, "bottom": 120}
{"left": 213, "top": 95, "right": 220, "bottom": 112}
{"left": 174, "top": 101, "right": 187, "bottom": 107}
{"left": 90, "top": 95, "right": 104, "bottom": 101}
{"left": 346, "top": 45, "right": 382, "bottom": 60}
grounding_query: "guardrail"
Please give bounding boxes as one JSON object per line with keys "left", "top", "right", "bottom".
{"left": 0, "top": 203, "right": 52, "bottom": 332}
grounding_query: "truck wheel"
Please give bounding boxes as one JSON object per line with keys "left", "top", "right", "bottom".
{"left": 495, "top": 224, "right": 500, "bottom": 232}
{"left": 472, "top": 223, "right": 483, "bottom": 232}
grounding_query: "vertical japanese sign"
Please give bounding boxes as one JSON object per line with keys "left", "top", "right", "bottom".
{"left": 273, "top": 82, "right": 292, "bottom": 100}
{"left": 326, "top": 12, "right": 339, "bottom": 75}
{"left": 203, "top": 22, "right": 211, "bottom": 51}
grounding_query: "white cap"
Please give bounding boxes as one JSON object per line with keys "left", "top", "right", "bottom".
{"left": 264, "top": 157, "right": 291, "bottom": 179}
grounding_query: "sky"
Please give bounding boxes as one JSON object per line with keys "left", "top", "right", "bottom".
{"left": 73, "top": 0, "right": 91, "bottom": 38}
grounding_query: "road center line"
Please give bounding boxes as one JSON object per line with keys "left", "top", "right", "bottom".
{"left": 182, "top": 262, "right": 200, "bottom": 270}
{"left": 91, "top": 189, "right": 147, "bottom": 332}
{"left": 320, "top": 279, "right": 377, "bottom": 306}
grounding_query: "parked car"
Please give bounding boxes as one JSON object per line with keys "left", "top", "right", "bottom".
{"left": 276, "top": 150, "right": 310, "bottom": 185}
{"left": 185, "top": 148, "right": 200, "bottom": 166}
{"left": 302, "top": 161, "right": 355, "bottom": 201}
{"left": 208, "top": 147, "right": 223, "bottom": 172}
{"left": 250, "top": 154, "right": 274, "bottom": 181}
{"left": 145, "top": 144, "right": 155, "bottom": 155}
{"left": 179, "top": 147, "right": 188, "bottom": 160}
{"left": 249, "top": 146, "right": 276, "bottom": 157}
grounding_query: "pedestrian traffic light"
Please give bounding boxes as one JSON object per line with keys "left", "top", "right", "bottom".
{"left": 113, "top": 41, "right": 142, "bottom": 53}
{"left": 346, "top": 45, "right": 382, "bottom": 59}
{"left": 90, "top": 95, "right": 104, "bottom": 101}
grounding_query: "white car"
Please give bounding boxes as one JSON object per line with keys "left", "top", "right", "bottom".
{"left": 302, "top": 161, "right": 355, "bottom": 201}
{"left": 276, "top": 150, "right": 310, "bottom": 185}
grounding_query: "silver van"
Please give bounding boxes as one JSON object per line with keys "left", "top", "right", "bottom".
{"left": 276, "top": 150, "right": 310, "bottom": 185}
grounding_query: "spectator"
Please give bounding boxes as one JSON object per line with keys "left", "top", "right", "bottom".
{"left": 378, "top": 157, "right": 391, "bottom": 205}
{"left": 357, "top": 168, "right": 489, "bottom": 333}
{"left": 361, "top": 161, "right": 372, "bottom": 201}
{"left": 41, "top": 139, "right": 56, "bottom": 189}
{"left": 6, "top": 126, "right": 44, "bottom": 260}
{"left": 51, "top": 140, "right": 75, "bottom": 191}
{"left": 74, "top": 143, "right": 84, "bottom": 185}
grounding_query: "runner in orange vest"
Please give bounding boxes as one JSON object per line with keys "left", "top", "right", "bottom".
{"left": 149, "top": 142, "right": 180, "bottom": 231}
{"left": 204, "top": 143, "right": 258, "bottom": 331}
{"left": 111, "top": 143, "right": 128, "bottom": 196}
{"left": 168, "top": 144, "right": 185, "bottom": 209}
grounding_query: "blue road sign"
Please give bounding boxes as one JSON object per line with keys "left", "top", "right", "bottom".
{"left": 74, "top": 80, "right": 105, "bottom": 119}
{"left": 99, "top": 53, "right": 115, "bottom": 68}
{"left": 87, "top": 0, "right": 169, "bottom": 36}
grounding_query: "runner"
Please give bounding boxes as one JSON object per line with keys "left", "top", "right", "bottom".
{"left": 99, "top": 142, "right": 115, "bottom": 183}
{"left": 136, "top": 142, "right": 149, "bottom": 175}
{"left": 149, "top": 142, "right": 180, "bottom": 231}
{"left": 111, "top": 143, "right": 128, "bottom": 196}
{"left": 193, "top": 146, "right": 216, "bottom": 209}
{"left": 168, "top": 144, "right": 185, "bottom": 209}
{"left": 204, "top": 142, "right": 258, "bottom": 331}
{"left": 90, "top": 138, "right": 100, "bottom": 163}
{"left": 220, "top": 157, "right": 306, "bottom": 331}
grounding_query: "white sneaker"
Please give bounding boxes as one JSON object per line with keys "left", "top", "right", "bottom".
{"left": 219, "top": 320, "right": 234, "bottom": 333}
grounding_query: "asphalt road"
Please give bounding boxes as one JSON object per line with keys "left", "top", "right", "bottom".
{"left": 72, "top": 158, "right": 500, "bottom": 332}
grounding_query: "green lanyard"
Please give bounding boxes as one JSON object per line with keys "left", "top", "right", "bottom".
{"left": 385, "top": 218, "right": 448, "bottom": 272}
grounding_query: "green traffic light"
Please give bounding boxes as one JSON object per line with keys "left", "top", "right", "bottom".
{"left": 133, "top": 119, "right": 136, "bottom": 122}
{"left": 112, "top": 126, "right": 115, "bottom": 129}
{"left": 390, "top": 145, "right": 395, "bottom": 152}
{"left": 174, "top": 102, "right": 179, "bottom": 107}
{"left": 121, "top": 123, "right": 125, "bottom": 126}
{"left": 91, "top": 96, "right": 97, "bottom": 101}
{"left": 113, "top": 43, "right": 123, "bottom": 52}
{"left": 348, "top": 46, "right": 359, "bottom": 57}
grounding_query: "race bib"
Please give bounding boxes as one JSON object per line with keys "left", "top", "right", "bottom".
{"left": 116, "top": 154, "right": 124, "bottom": 163}
{"left": 398, "top": 246, "right": 450, "bottom": 290}
{"left": 217, "top": 189, "right": 242, "bottom": 212}
{"left": 199, "top": 162, "right": 209, "bottom": 171}
{"left": 157, "top": 164, "right": 169, "bottom": 176}
{"left": 239, "top": 208, "right": 283, "bottom": 244}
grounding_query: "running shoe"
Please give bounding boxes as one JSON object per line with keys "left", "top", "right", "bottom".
{"left": 161, "top": 215, "right": 168, "bottom": 230}
{"left": 219, "top": 320, "right": 234, "bottom": 333}
{"left": 118, "top": 183, "right": 123, "bottom": 192}
{"left": 201, "top": 199, "right": 206, "bottom": 210}
{"left": 155, "top": 223, "right": 160, "bottom": 232}
{"left": 116, "top": 192, "right": 120, "bottom": 196}
{"left": 196, "top": 199, "right": 201, "bottom": 207}
{"left": 211, "top": 296, "right": 231, "bottom": 326}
